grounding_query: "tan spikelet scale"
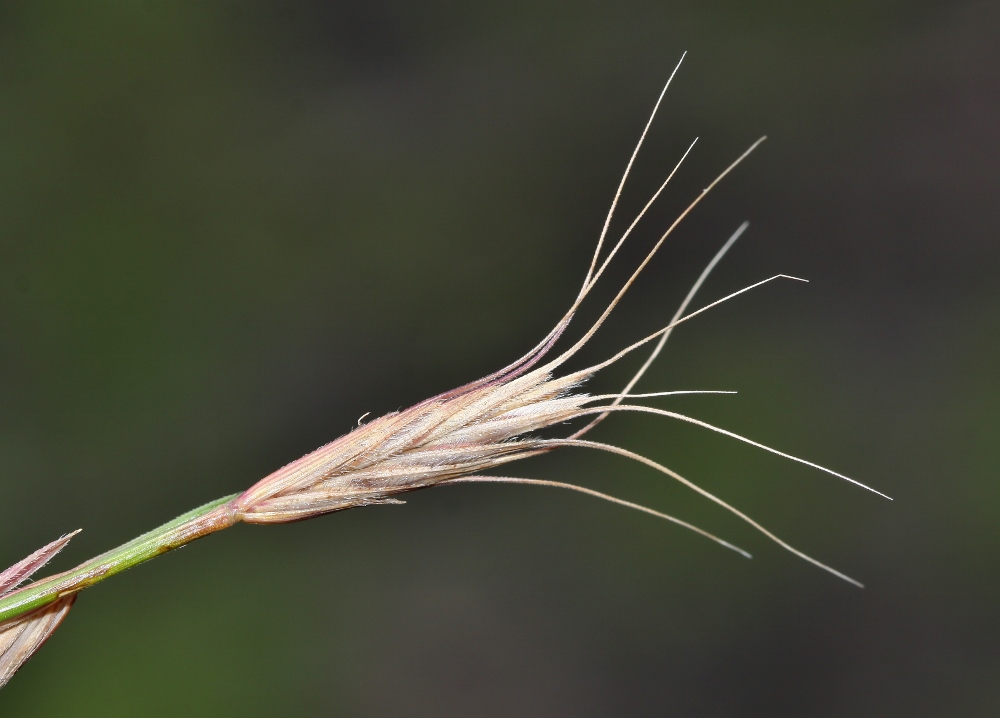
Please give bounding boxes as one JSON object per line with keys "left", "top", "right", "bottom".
{"left": 0, "top": 596, "right": 76, "bottom": 688}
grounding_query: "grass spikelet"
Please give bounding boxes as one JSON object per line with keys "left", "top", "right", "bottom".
{"left": 0, "top": 54, "right": 888, "bottom": 689}
{"left": 0, "top": 531, "right": 81, "bottom": 686}
{"left": 231, "top": 56, "right": 888, "bottom": 586}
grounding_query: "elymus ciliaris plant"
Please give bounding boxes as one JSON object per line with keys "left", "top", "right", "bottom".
{"left": 0, "top": 55, "right": 890, "bottom": 689}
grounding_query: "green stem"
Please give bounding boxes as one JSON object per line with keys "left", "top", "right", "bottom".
{"left": 0, "top": 494, "right": 240, "bottom": 625}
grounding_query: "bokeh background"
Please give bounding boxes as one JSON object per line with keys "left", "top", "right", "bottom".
{"left": 1, "top": 2, "right": 998, "bottom": 716}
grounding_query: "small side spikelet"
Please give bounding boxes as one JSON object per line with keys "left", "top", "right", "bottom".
{"left": 0, "top": 531, "right": 80, "bottom": 688}
{"left": 0, "top": 531, "right": 80, "bottom": 596}
{"left": 0, "top": 597, "right": 76, "bottom": 689}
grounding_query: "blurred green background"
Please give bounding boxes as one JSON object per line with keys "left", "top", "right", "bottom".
{"left": 1, "top": 1, "right": 997, "bottom": 716}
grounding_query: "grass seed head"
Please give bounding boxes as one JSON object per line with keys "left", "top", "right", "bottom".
{"left": 231, "top": 54, "right": 887, "bottom": 587}
{"left": 0, "top": 53, "right": 890, "bottom": 692}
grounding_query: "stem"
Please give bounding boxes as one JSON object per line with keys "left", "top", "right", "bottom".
{"left": 0, "top": 494, "right": 239, "bottom": 625}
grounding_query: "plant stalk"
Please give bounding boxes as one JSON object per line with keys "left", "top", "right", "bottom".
{"left": 0, "top": 494, "right": 240, "bottom": 625}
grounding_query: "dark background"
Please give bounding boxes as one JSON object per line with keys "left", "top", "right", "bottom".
{"left": 1, "top": 2, "right": 997, "bottom": 716}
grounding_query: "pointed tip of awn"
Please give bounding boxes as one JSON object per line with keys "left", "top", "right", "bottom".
{"left": 720, "top": 542, "right": 753, "bottom": 560}
{"left": 822, "top": 567, "right": 865, "bottom": 589}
